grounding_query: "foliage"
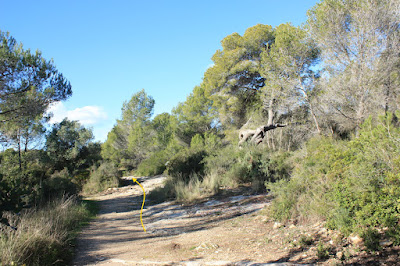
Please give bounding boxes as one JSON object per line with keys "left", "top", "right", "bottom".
{"left": 0, "top": 149, "right": 47, "bottom": 219}
{"left": 316, "top": 242, "right": 331, "bottom": 260}
{"left": 0, "top": 31, "right": 72, "bottom": 122}
{"left": 102, "top": 89, "right": 155, "bottom": 170}
{"left": 0, "top": 196, "right": 95, "bottom": 265}
{"left": 261, "top": 23, "right": 321, "bottom": 133}
{"left": 147, "top": 176, "right": 177, "bottom": 203}
{"left": 0, "top": 119, "right": 100, "bottom": 225}
{"left": 42, "top": 169, "right": 78, "bottom": 201}
{"left": 152, "top": 112, "right": 178, "bottom": 150}
{"left": 307, "top": 0, "right": 400, "bottom": 132}
{"left": 206, "top": 144, "right": 292, "bottom": 189}
{"left": 82, "top": 162, "right": 120, "bottom": 195}
{"left": 172, "top": 86, "right": 215, "bottom": 144}
{"left": 269, "top": 113, "right": 400, "bottom": 243}
{"left": 166, "top": 147, "right": 207, "bottom": 181}
{"left": 148, "top": 172, "right": 222, "bottom": 204}
{"left": 46, "top": 118, "right": 97, "bottom": 173}
{"left": 166, "top": 133, "right": 222, "bottom": 180}
{"left": 203, "top": 24, "right": 274, "bottom": 128}
{"left": 135, "top": 150, "right": 169, "bottom": 176}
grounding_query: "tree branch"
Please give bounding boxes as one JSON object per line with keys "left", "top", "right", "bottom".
{"left": 239, "top": 123, "right": 287, "bottom": 146}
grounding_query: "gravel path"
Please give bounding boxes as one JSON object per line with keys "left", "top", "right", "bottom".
{"left": 73, "top": 176, "right": 302, "bottom": 266}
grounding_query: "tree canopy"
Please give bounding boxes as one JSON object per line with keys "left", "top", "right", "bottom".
{"left": 0, "top": 31, "right": 71, "bottom": 123}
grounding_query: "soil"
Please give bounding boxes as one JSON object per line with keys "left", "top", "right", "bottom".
{"left": 73, "top": 176, "right": 400, "bottom": 265}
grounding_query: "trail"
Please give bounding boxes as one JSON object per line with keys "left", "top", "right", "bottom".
{"left": 73, "top": 176, "right": 309, "bottom": 265}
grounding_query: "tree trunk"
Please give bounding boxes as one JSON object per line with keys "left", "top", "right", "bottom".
{"left": 267, "top": 98, "right": 275, "bottom": 126}
{"left": 17, "top": 129, "right": 22, "bottom": 170}
{"left": 239, "top": 123, "right": 286, "bottom": 146}
{"left": 299, "top": 84, "right": 321, "bottom": 134}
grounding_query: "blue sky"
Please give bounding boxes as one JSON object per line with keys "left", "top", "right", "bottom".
{"left": 0, "top": 0, "right": 319, "bottom": 141}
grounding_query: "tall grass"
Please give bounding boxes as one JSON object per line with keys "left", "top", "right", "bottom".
{"left": 148, "top": 172, "right": 224, "bottom": 204}
{"left": 0, "top": 196, "right": 95, "bottom": 265}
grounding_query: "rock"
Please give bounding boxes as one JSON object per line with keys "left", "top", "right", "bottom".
{"left": 336, "top": 251, "right": 344, "bottom": 260}
{"left": 195, "top": 242, "right": 219, "bottom": 251}
{"left": 379, "top": 240, "right": 393, "bottom": 247}
{"left": 313, "top": 222, "right": 321, "bottom": 228}
{"left": 349, "top": 234, "right": 363, "bottom": 245}
{"left": 273, "top": 222, "right": 284, "bottom": 229}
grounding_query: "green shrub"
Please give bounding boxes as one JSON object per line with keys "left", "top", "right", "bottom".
{"left": 316, "top": 242, "right": 331, "bottom": 260}
{"left": 42, "top": 170, "right": 78, "bottom": 201}
{"left": 82, "top": 162, "right": 120, "bottom": 194}
{"left": 207, "top": 144, "right": 292, "bottom": 190}
{"left": 269, "top": 113, "right": 400, "bottom": 242}
{"left": 361, "top": 228, "right": 381, "bottom": 251}
{"left": 0, "top": 149, "right": 49, "bottom": 213}
{"left": 298, "top": 234, "right": 314, "bottom": 248}
{"left": 148, "top": 172, "right": 223, "bottom": 204}
{"left": 135, "top": 150, "right": 169, "bottom": 176}
{"left": 153, "top": 134, "right": 292, "bottom": 203}
{"left": 166, "top": 148, "right": 207, "bottom": 181}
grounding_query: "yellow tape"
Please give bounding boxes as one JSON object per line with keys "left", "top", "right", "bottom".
{"left": 132, "top": 178, "right": 146, "bottom": 233}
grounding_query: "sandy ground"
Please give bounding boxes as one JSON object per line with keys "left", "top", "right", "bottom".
{"left": 72, "top": 176, "right": 306, "bottom": 265}
{"left": 73, "top": 176, "right": 400, "bottom": 265}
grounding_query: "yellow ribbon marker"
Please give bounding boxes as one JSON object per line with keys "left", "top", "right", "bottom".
{"left": 132, "top": 178, "right": 146, "bottom": 233}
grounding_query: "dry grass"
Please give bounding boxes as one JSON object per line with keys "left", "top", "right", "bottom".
{"left": 0, "top": 196, "right": 94, "bottom": 265}
{"left": 148, "top": 171, "right": 237, "bottom": 204}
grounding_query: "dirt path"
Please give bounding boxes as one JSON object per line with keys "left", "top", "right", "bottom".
{"left": 73, "top": 176, "right": 313, "bottom": 265}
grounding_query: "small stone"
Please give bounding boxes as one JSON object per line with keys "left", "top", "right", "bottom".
{"left": 273, "top": 222, "right": 283, "bottom": 229}
{"left": 379, "top": 240, "right": 393, "bottom": 247}
{"left": 318, "top": 227, "right": 327, "bottom": 234}
{"left": 336, "top": 251, "right": 343, "bottom": 259}
{"left": 349, "top": 234, "right": 363, "bottom": 245}
{"left": 313, "top": 222, "right": 321, "bottom": 228}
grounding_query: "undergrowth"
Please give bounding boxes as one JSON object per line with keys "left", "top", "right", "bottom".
{"left": 82, "top": 161, "right": 120, "bottom": 195}
{"left": 149, "top": 143, "right": 292, "bottom": 203}
{"left": 0, "top": 196, "right": 97, "bottom": 265}
{"left": 268, "top": 114, "right": 400, "bottom": 250}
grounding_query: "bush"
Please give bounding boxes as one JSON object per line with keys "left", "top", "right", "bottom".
{"left": 166, "top": 148, "right": 207, "bottom": 181}
{"left": 82, "top": 162, "right": 120, "bottom": 194}
{"left": 173, "top": 174, "right": 203, "bottom": 202}
{"left": 269, "top": 113, "right": 400, "bottom": 243}
{"left": 0, "top": 149, "right": 49, "bottom": 215}
{"left": 151, "top": 143, "right": 293, "bottom": 204}
{"left": 147, "top": 176, "right": 176, "bottom": 203}
{"left": 41, "top": 169, "right": 78, "bottom": 201}
{"left": 0, "top": 196, "right": 95, "bottom": 265}
{"left": 206, "top": 144, "right": 292, "bottom": 190}
{"left": 135, "top": 150, "right": 169, "bottom": 176}
{"left": 148, "top": 172, "right": 222, "bottom": 204}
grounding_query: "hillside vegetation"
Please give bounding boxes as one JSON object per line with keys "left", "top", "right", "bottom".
{"left": 1, "top": 0, "right": 400, "bottom": 264}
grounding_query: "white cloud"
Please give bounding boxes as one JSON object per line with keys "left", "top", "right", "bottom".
{"left": 68, "top": 106, "right": 108, "bottom": 125}
{"left": 47, "top": 102, "right": 68, "bottom": 123}
{"left": 47, "top": 102, "right": 108, "bottom": 126}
